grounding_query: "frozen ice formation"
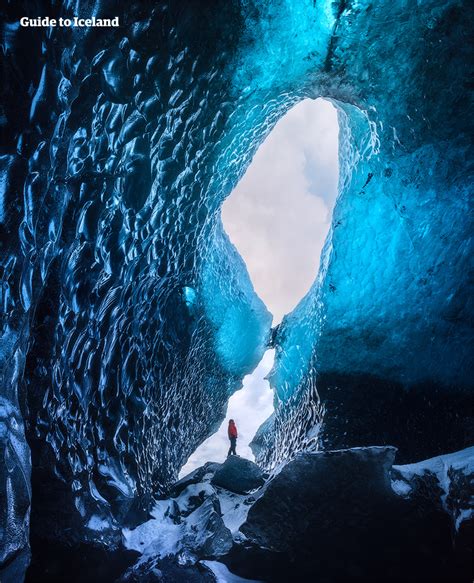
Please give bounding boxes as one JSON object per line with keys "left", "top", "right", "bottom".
{"left": 254, "top": 2, "right": 474, "bottom": 469}
{"left": 0, "top": 0, "right": 472, "bottom": 577}
{"left": 2, "top": 0, "right": 275, "bottom": 564}
{"left": 0, "top": 398, "right": 30, "bottom": 570}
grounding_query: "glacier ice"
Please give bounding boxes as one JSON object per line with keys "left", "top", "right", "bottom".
{"left": 257, "top": 5, "right": 474, "bottom": 468}
{"left": 0, "top": 0, "right": 472, "bottom": 577}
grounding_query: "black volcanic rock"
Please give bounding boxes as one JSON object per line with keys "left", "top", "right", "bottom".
{"left": 211, "top": 457, "right": 265, "bottom": 494}
{"left": 231, "top": 446, "right": 472, "bottom": 582}
{"left": 241, "top": 446, "right": 397, "bottom": 552}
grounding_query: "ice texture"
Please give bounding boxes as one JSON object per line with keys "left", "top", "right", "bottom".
{"left": 2, "top": 0, "right": 274, "bottom": 561}
{"left": 0, "top": 398, "right": 31, "bottom": 567}
{"left": 257, "top": 1, "right": 474, "bottom": 468}
{"left": 0, "top": 0, "right": 472, "bottom": 573}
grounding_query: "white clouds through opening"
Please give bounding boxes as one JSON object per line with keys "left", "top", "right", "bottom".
{"left": 180, "top": 98, "right": 339, "bottom": 476}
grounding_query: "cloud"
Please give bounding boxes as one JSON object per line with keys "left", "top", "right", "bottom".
{"left": 221, "top": 98, "right": 339, "bottom": 324}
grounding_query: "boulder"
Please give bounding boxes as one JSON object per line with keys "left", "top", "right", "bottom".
{"left": 211, "top": 457, "right": 265, "bottom": 494}
{"left": 228, "top": 446, "right": 471, "bottom": 582}
{"left": 241, "top": 446, "right": 397, "bottom": 553}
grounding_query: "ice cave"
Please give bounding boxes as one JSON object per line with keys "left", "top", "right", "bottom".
{"left": 0, "top": 0, "right": 472, "bottom": 581}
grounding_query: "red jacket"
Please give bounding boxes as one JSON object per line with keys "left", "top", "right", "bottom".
{"left": 228, "top": 421, "right": 238, "bottom": 439}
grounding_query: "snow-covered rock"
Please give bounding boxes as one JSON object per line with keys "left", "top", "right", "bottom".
{"left": 121, "top": 459, "right": 264, "bottom": 581}
{"left": 201, "top": 560, "right": 263, "bottom": 583}
{"left": 391, "top": 446, "right": 474, "bottom": 531}
{"left": 170, "top": 462, "right": 222, "bottom": 497}
{"left": 120, "top": 448, "right": 473, "bottom": 582}
{"left": 219, "top": 490, "right": 254, "bottom": 535}
{"left": 123, "top": 483, "right": 232, "bottom": 563}
{"left": 231, "top": 446, "right": 472, "bottom": 582}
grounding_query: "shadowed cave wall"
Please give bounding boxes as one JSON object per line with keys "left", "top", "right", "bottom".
{"left": 0, "top": 0, "right": 472, "bottom": 572}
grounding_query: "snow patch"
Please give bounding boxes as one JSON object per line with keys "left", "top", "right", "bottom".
{"left": 86, "top": 515, "right": 111, "bottom": 532}
{"left": 202, "top": 560, "right": 263, "bottom": 583}
{"left": 392, "top": 446, "right": 474, "bottom": 530}
{"left": 218, "top": 489, "right": 253, "bottom": 534}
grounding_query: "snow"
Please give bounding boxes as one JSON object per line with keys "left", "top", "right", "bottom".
{"left": 392, "top": 447, "right": 474, "bottom": 530}
{"left": 123, "top": 515, "right": 181, "bottom": 557}
{"left": 123, "top": 480, "right": 233, "bottom": 561}
{"left": 393, "top": 447, "right": 474, "bottom": 479}
{"left": 218, "top": 490, "right": 252, "bottom": 534}
{"left": 390, "top": 479, "right": 412, "bottom": 497}
{"left": 86, "top": 515, "right": 112, "bottom": 532}
{"left": 201, "top": 561, "right": 263, "bottom": 583}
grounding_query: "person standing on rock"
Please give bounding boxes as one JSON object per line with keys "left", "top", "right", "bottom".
{"left": 227, "top": 419, "right": 238, "bottom": 456}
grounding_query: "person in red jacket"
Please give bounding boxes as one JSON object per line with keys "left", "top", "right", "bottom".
{"left": 227, "top": 419, "right": 238, "bottom": 457}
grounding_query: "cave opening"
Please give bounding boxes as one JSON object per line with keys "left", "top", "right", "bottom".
{"left": 181, "top": 98, "right": 339, "bottom": 475}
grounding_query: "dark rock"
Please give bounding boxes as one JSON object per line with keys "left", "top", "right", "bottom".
{"left": 118, "top": 556, "right": 216, "bottom": 582}
{"left": 25, "top": 540, "right": 139, "bottom": 583}
{"left": 211, "top": 457, "right": 265, "bottom": 494}
{"left": 231, "top": 446, "right": 472, "bottom": 582}
{"left": 241, "top": 446, "right": 397, "bottom": 553}
{"left": 182, "top": 498, "right": 233, "bottom": 558}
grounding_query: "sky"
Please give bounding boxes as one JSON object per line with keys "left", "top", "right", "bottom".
{"left": 222, "top": 98, "right": 339, "bottom": 324}
{"left": 180, "top": 350, "right": 276, "bottom": 476}
{"left": 180, "top": 98, "right": 339, "bottom": 476}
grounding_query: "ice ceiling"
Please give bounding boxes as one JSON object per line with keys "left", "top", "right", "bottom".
{"left": 1, "top": 0, "right": 472, "bottom": 567}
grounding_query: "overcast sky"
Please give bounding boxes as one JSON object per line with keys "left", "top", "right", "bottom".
{"left": 222, "top": 97, "right": 339, "bottom": 324}
{"left": 181, "top": 98, "right": 339, "bottom": 476}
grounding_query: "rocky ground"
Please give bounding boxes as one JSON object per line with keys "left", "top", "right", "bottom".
{"left": 114, "top": 446, "right": 473, "bottom": 582}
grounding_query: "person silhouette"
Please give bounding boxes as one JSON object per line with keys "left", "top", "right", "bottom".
{"left": 227, "top": 419, "right": 238, "bottom": 456}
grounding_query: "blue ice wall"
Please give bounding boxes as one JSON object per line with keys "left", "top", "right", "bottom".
{"left": 202, "top": 223, "right": 271, "bottom": 378}
{"left": 259, "top": 1, "right": 474, "bottom": 468}
{"left": 0, "top": 0, "right": 276, "bottom": 561}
